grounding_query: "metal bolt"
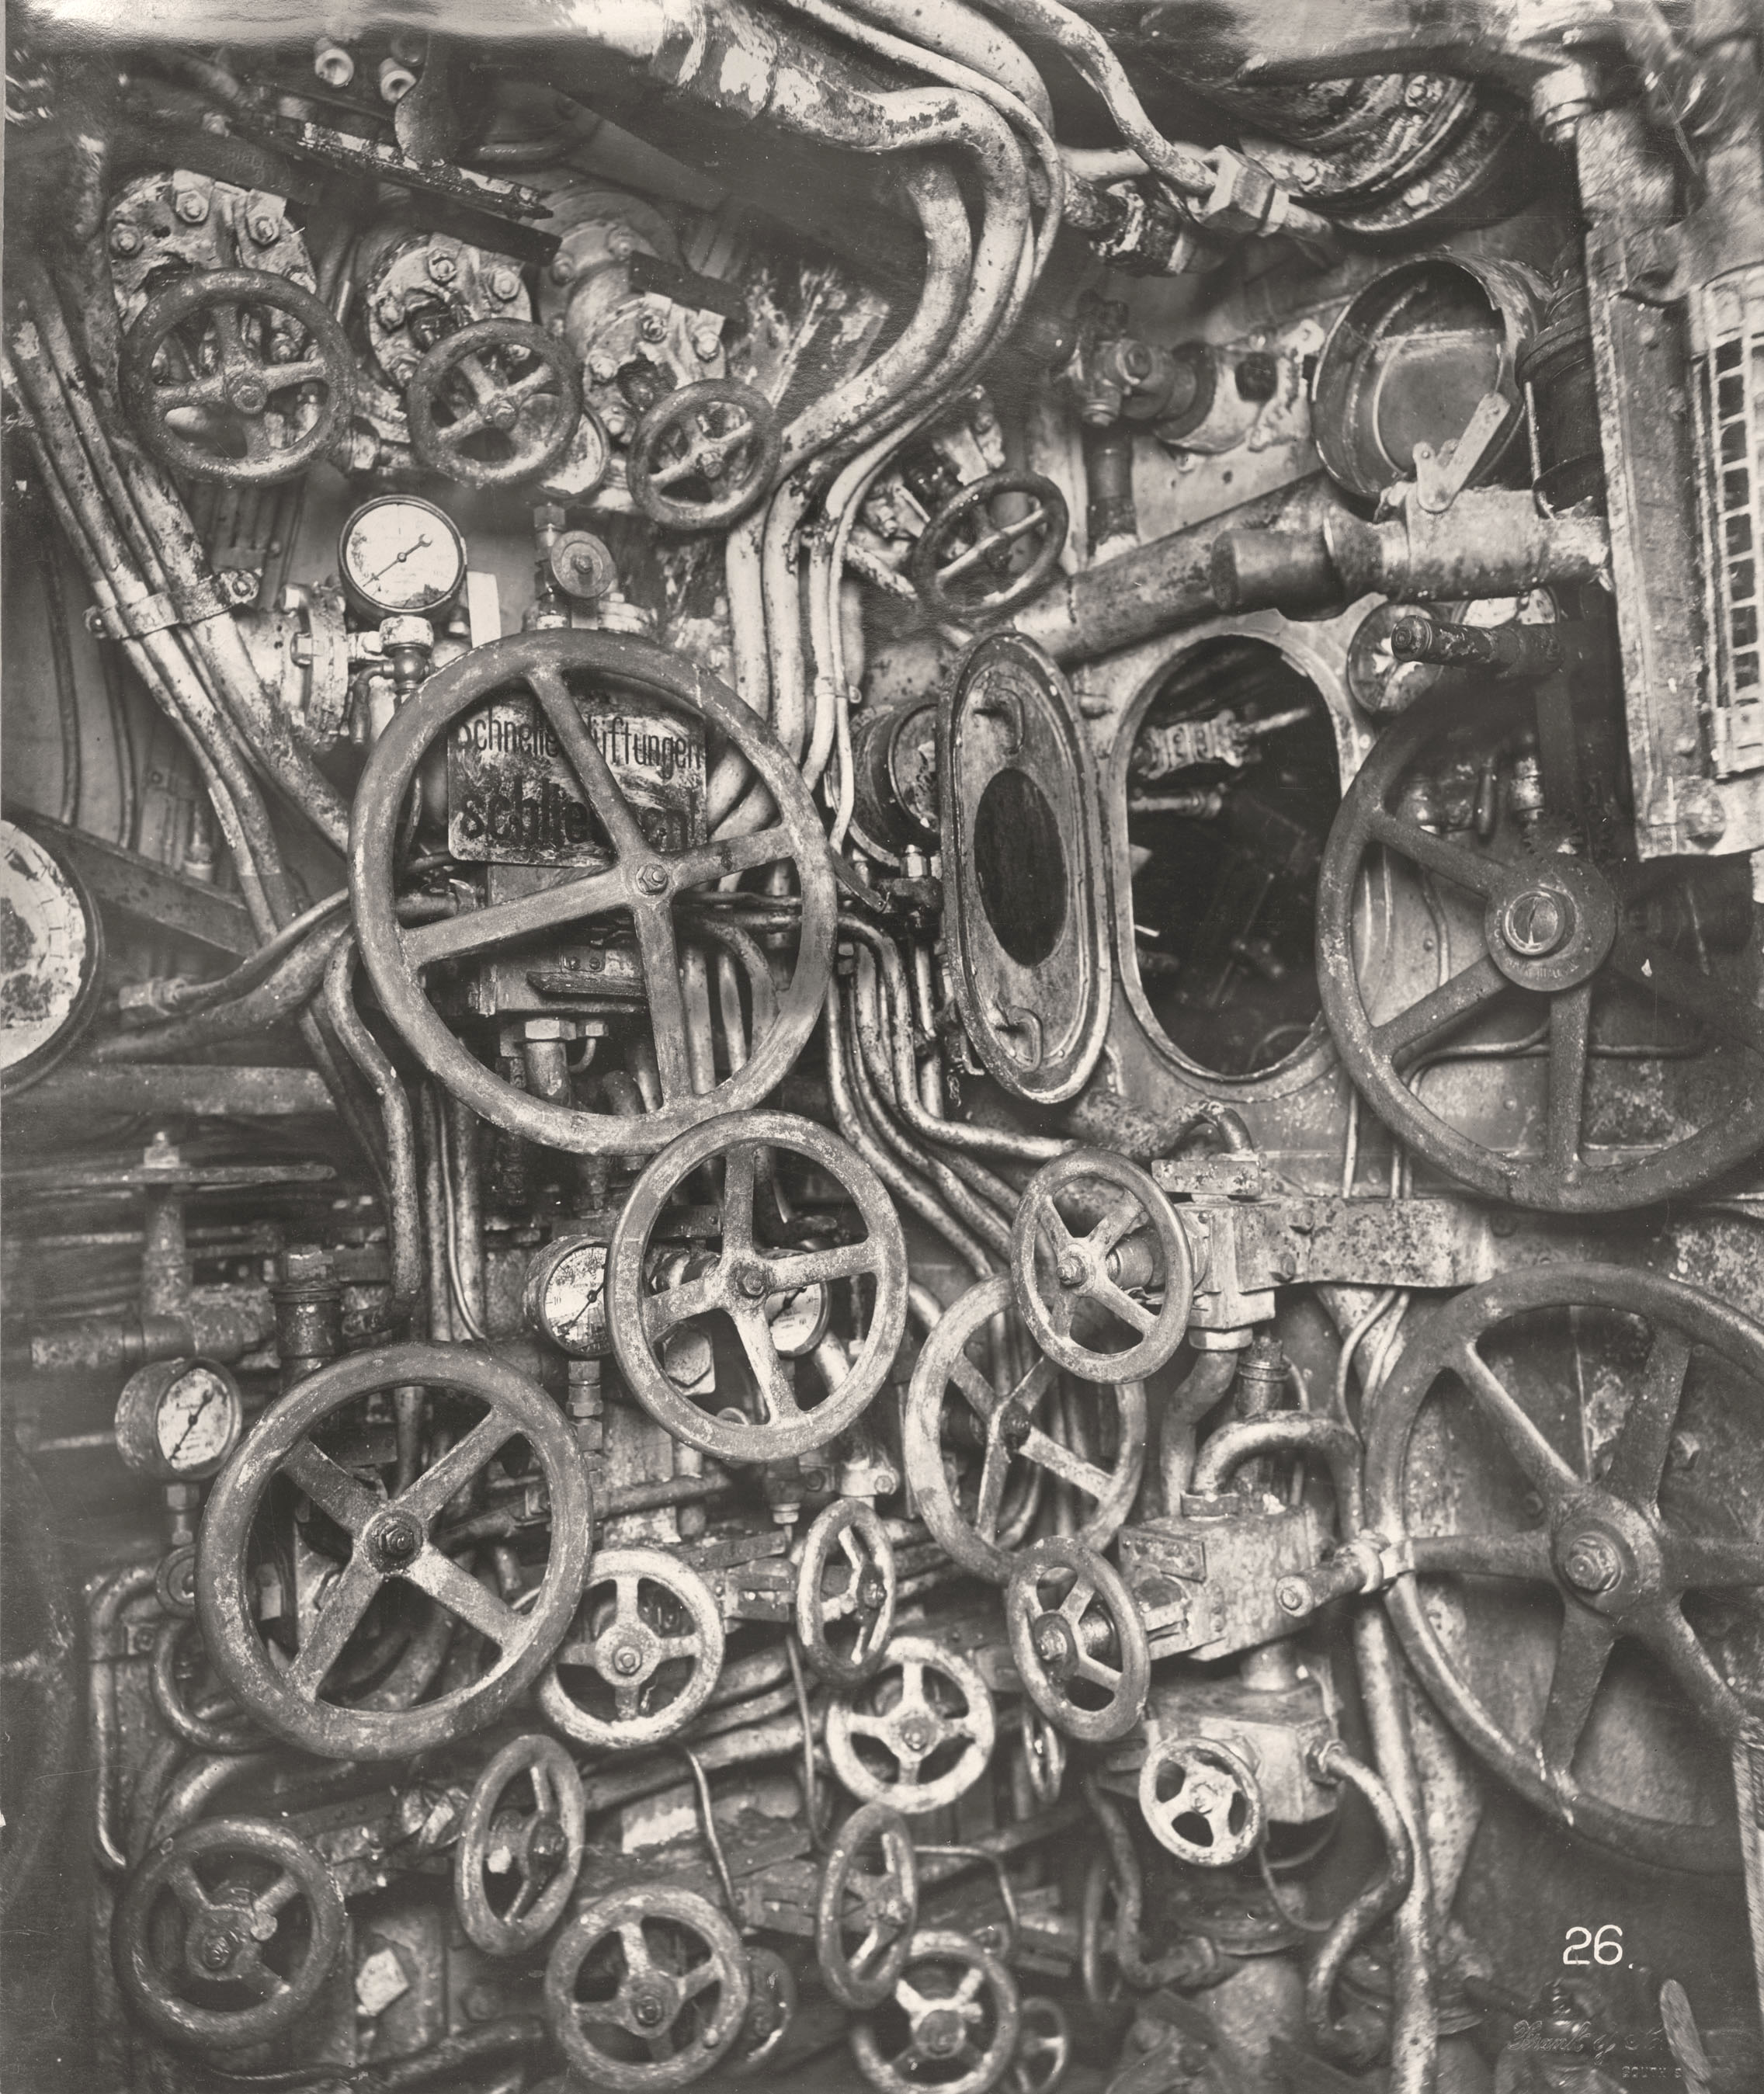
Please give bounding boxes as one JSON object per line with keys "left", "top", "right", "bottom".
{"left": 1561, "top": 1531, "right": 1623, "bottom": 1594}
{"left": 109, "top": 222, "right": 142, "bottom": 257}
{"left": 611, "top": 1643, "right": 643, "bottom": 1676}
{"left": 428, "top": 250, "right": 457, "bottom": 285}
{"left": 608, "top": 231, "right": 635, "bottom": 261}
{"left": 200, "top": 1936, "right": 236, "bottom": 1971}
{"left": 898, "top": 1717, "right": 932, "bottom": 1752}
{"left": 1274, "top": 1576, "right": 1311, "bottom": 1615}
{"left": 530, "top": 1820, "right": 568, "bottom": 1867}
{"left": 373, "top": 1512, "right": 422, "bottom": 1566}
{"left": 1057, "top": 1252, "right": 1087, "bottom": 1288}
{"left": 490, "top": 267, "right": 520, "bottom": 301}
{"left": 249, "top": 214, "right": 280, "bottom": 246}
{"left": 550, "top": 255, "right": 576, "bottom": 285}
{"left": 603, "top": 403, "right": 630, "bottom": 437}
{"left": 632, "top": 1993, "right": 666, "bottom": 2029}
{"left": 314, "top": 41, "right": 356, "bottom": 89}
{"left": 736, "top": 1265, "right": 769, "bottom": 1301}
{"left": 639, "top": 311, "right": 667, "bottom": 342}
{"left": 636, "top": 862, "right": 670, "bottom": 896}
{"left": 377, "top": 294, "right": 405, "bottom": 330}
{"left": 693, "top": 327, "right": 721, "bottom": 361}
{"left": 858, "top": 1571, "right": 888, "bottom": 1611}
{"left": 588, "top": 352, "right": 619, "bottom": 384}
{"left": 1033, "top": 1621, "right": 1068, "bottom": 1665}
{"left": 1501, "top": 889, "right": 1568, "bottom": 958}
{"left": 174, "top": 190, "right": 209, "bottom": 224}
{"left": 998, "top": 1403, "right": 1031, "bottom": 1450}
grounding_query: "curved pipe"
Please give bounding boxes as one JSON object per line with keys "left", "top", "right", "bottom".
{"left": 88, "top": 1563, "right": 158, "bottom": 1873}
{"left": 1304, "top": 1738, "right": 1416, "bottom": 2066}
{"left": 839, "top": 0, "right": 1054, "bottom": 124}
{"left": 1158, "top": 1349, "right": 1239, "bottom": 1509}
{"left": 839, "top": 915, "right": 1073, "bottom": 1162}
{"left": 825, "top": 981, "right": 994, "bottom": 1280}
{"left": 92, "top": 920, "right": 348, "bottom": 1061}
{"left": 1189, "top": 1412, "right": 1365, "bottom": 1528}
{"left": 1082, "top": 1776, "right": 1217, "bottom": 1991}
{"left": 322, "top": 938, "right": 425, "bottom": 1329}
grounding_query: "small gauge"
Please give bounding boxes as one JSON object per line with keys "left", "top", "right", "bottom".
{"left": 1, "top": 818, "right": 104, "bottom": 1096}
{"left": 339, "top": 495, "right": 467, "bottom": 616}
{"left": 766, "top": 1273, "right": 830, "bottom": 1359}
{"left": 115, "top": 1358, "right": 244, "bottom": 1482}
{"left": 523, "top": 1235, "right": 611, "bottom": 1359}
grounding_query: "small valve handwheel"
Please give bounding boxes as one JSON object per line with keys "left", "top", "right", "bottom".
{"left": 1008, "top": 1152, "right": 1194, "bottom": 1382}
{"left": 849, "top": 1929, "right": 1022, "bottom": 2094}
{"left": 910, "top": 469, "right": 1069, "bottom": 621}
{"left": 1009, "top": 1997, "right": 1073, "bottom": 2094}
{"left": 1367, "top": 1263, "right": 1764, "bottom": 1875}
{"left": 627, "top": 379, "right": 782, "bottom": 531}
{"left": 196, "top": 1342, "right": 592, "bottom": 1760}
{"left": 407, "top": 318, "right": 582, "bottom": 489}
{"left": 539, "top": 1547, "right": 725, "bottom": 1750}
{"left": 120, "top": 269, "right": 353, "bottom": 486}
{"left": 352, "top": 630, "right": 837, "bottom": 1156}
{"left": 728, "top": 1946, "right": 797, "bottom": 2076}
{"left": 816, "top": 1801, "right": 920, "bottom": 2009}
{"left": 797, "top": 1498, "right": 898, "bottom": 1687}
{"left": 454, "top": 1733, "right": 587, "bottom": 1957}
{"left": 1005, "top": 1537, "right": 1150, "bottom": 1745}
{"left": 113, "top": 1818, "right": 345, "bottom": 2051}
{"left": 610, "top": 1112, "right": 908, "bottom": 1464}
{"left": 826, "top": 1637, "right": 996, "bottom": 1816}
{"left": 1137, "top": 1735, "right": 1264, "bottom": 1866}
{"left": 905, "top": 1275, "right": 1144, "bottom": 1582}
{"left": 545, "top": 1884, "right": 750, "bottom": 2093}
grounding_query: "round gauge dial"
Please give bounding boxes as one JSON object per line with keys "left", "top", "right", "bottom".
{"left": 115, "top": 1358, "right": 244, "bottom": 1482}
{"left": 766, "top": 1274, "right": 830, "bottom": 1358}
{"left": 523, "top": 1235, "right": 610, "bottom": 1359}
{"left": 339, "top": 495, "right": 467, "bottom": 616}
{"left": 1, "top": 819, "right": 104, "bottom": 1096}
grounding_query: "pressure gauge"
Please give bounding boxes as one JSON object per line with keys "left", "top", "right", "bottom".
{"left": 766, "top": 1273, "right": 830, "bottom": 1359}
{"left": 339, "top": 495, "right": 467, "bottom": 616}
{"left": 524, "top": 1235, "right": 611, "bottom": 1359}
{"left": 114, "top": 1358, "right": 245, "bottom": 1482}
{"left": 1, "top": 818, "right": 104, "bottom": 1096}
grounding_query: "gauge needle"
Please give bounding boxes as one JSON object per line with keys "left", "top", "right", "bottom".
{"left": 363, "top": 533, "right": 433, "bottom": 588}
{"left": 165, "top": 1387, "right": 216, "bottom": 1464}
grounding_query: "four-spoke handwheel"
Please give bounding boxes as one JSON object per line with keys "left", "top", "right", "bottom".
{"left": 407, "top": 318, "right": 582, "bottom": 489}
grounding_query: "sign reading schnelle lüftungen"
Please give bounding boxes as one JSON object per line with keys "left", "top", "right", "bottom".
{"left": 447, "top": 689, "right": 708, "bottom": 865}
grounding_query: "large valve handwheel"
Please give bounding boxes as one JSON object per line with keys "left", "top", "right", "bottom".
{"left": 910, "top": 469, "right": 1069, "bottom": 621}
{"left": 454, "top": 1733, "right": 587, "bottom": 1957}
{"left": 905, "top": 1276, "right": 1144, "bottom": 1583}
{"left": 627, "top": 379, "right": 782, "bottom": 530}
{"left": 120, "top": 269, "right": 353, "bottom": 486}
{"left": 544, "top": 1884, "right": 750, "bottom": 2092}
{"left": 112, "top": 1818, "right": 344, "bottom": 2051}
{"left": 196, "top": 1342, "right": 592, "bottom": 1760}
{"left": 817, "top": 1801, "right": 921, "bottom": 2009}
{"left": 610, "top": 1112, "right": 907, "bottom": 1463}
{"left": 797, "top": 1498, "right": 898, "bottom": 1687}
{"left": 1366, "top": 1264, "right": 1764, "bottom": 1873}
{"left": 1136, "top": 1735, "right": 1264, "bottom": 1866}
{"left": 407, "top": 318, "right": 582, "bottom": 489}
{"left": 1008, "top": 1152, "right": 1193, "bottom": 1382}
{"left": 849, "top": 1929, "right": 1022, "bottom": 2094}
{"left": 538, "top": 1547, "right": 724, "bottom": 1750}
{"left": 1315, "top": 682, "right": 1764, "bottom": 1210}
{"left": 352, "top": 630, "right": 837, "bottom": 1156}
{"left": 1005, "top": 1538, "right": 1150, "bottom": 1745}
{"left": 827, "top": 1637, "right": 996, "bottom": 1816}
{"left": 1008, "top": 1997, "right": 1073, "bottom": 2094}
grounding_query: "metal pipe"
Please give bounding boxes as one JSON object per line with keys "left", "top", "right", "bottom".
{"left": 88, "top": 1562, "right": 158, "bottom": 1873}
{"left": 1304, "top": 1738, "right": 1417, "bottom": 2067}
{"left": 322, "top": 938, "right": 425, "bottom": 1329}
{"left": 1189, "top": 1413, "right": 1365, "bottom": 1526}
{"left": 91, "top": 920, "right": 348, "bottom": 1061}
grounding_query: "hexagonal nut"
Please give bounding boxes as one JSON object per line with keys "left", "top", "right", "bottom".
{"left": 550, "top": 530, "right": 618, "bottom": 602}
{"left": 1198, "top": 150, "right": 1278, "bottom": 237}
{"left": 427, "top": 248, "right": 458, "bottom": 285}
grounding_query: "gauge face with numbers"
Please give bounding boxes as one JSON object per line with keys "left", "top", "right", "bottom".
{"left": 0, "top": 819, "right": 103, "bottom": 1096}
{"left": 340, "top": 495, "right": 467, "bottom": 616}
{"left": 115, "top": 1359, "right": 245, "bottom": 1482}
{"left": 524, "top": 1235, "right": 611, "bottom": 1359}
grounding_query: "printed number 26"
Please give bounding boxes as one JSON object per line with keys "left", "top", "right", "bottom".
{"left": 1564, "top": 1925, "right": 1623, "bottom": 1966}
